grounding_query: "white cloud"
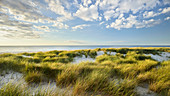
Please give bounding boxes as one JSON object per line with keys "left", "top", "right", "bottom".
{"left": 45, "top": 0, "right": 73, "bottom": 21}
{"left": 164, "top": 17, "right": 170, "bottom": 21}
{"left": 0, "top": 14, "right": 42, "bottom": 39}
{"left": 98, "top": 0, "right": 119, "bottom": 11}
{"left": 82, "top": 0, "right": 92, "bottom": 7}
{"left": 118, "top": 0, "right": 160, "bottom": 14}
{"left": 72, "top": 24, "right": 90, "bottom": 30}
{"left": 74, "top": 4, "right": 99, "bottom": 21}
{"left": 99, "top": 21, "right": 104, "bottom": 25}
{"left": 52, "top": 21, "right": 69, "bottom": 29}
{"left": 103, "top": 10, "right": 116, "bottom": 21}
{"left": 135, "top": 19, "right": 161, "bottom": 28}
{"left": 143, "top": 7, "right": 170, "bottom": 19}
{"left": 96, "top": 0, "right": 165, "bottom": 29}
{"left": 0, "top": 0, "right": 169, "bottom": 33}
{"left": 108, "top": 15, "right": 137, "bottom": 30}
{"left": 143, "top": 11, "right": 159, "bottom": 18}
{"left": 107, "top": 14, "right": 161, "bottom": 30}
{"left": 0, "top": 0, "right": 71, "bottom": 39}
{"left": 163, "top": 0, "right": 170, "bottom": 5}
{"left": 0, "top": 0, "right": 70, "bottom": 26}
{"left": 0, "top": 0, "right": 52, "bottom": 24}
{"left": 33, "top": 25, "right": 50, "bottom": 32}
{"left": 161, "top": 7, "right": 170, "bottom": 14}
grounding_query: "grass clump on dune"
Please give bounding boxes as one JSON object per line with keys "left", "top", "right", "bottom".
{"left": 0, "top": 56, "right": 26, "bottom": 72}
{"left": 0, "top": 83, "right": 28, "bottom": 96}
{"left": 56, "top": 68, "right": 80, "bottom": 87}
{"left": 115, "top": 60, "right": 158, "bottom": 78}
{"left": 25, "top": 57, "right": 41, "bottom": 63}
{"left": 43, "top": 56, "right": 73, "bottom": 63}
{"left": 126, "top": 51, "right": 152, "bottom": 60}
{"left": 95, "top": 54, "right": 122, "bottom": 63}
{"left": 56, "top": 64, "right": 93, "bottom": 87}
{"left": 21, "top": 52, "right": 35, "bottom": 56}
{"left": 105, "top": 79, "right": 137, "bottom": 96}
{"left": 73, "top": 70, "right": 110, "bottom": 95}
{"left": 0, "top": 53, "right": 16, "bottom": 58}
{"left": 73, "top": 70, "right": 137, "bottom": 96}
{"left": 137, "top": 60, "right": 170, "bottom": 94}
{"left": 25, "top": 62, "right": 62, "bottom": 79}
{"left": 0, "top": 82, "right": 63, "bottom": 96}
{"left": 25, "top": 71, "right": 43, "bottom": 83}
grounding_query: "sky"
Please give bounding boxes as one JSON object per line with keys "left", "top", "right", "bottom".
{"left": 0, "top": 0, "right": 170, "bottom": 45}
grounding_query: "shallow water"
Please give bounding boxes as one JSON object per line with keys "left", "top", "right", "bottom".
{"left": 72, "top": 55, "right": 95, "bottom": 64}
{"left": 145, "top": 52, "right": 170, "bottom": 62}
{"left": 71, "top": 51, "right": 117, "bottom": 64}
{"left": 22, "top": 55, "right": 33, "bottom": 58}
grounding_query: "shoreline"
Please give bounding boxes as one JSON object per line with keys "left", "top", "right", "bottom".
{"left": 0, "top": 46, "right": 170, "bottom": 54}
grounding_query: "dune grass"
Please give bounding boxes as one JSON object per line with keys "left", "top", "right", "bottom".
{"left": 0, "top": 83, "right": 27, "bottom": 96}
{"left": 0, "top": 47, "right": 170, "bottom": 95}
{"left": 25, "top": 71, "right": 43, "bottom": 83}
{"left": 73, "top": 70, "right": 111, "bottom": 94}
{"left": 0, "top": 82, "right": 65, "bottom": 96}
{"left": 137, "top": 60, "right": 170, "bottom": 95}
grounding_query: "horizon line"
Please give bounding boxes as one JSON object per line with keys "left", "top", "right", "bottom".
{"left": 0, "top": 45, "right": 170, "bottom": 47}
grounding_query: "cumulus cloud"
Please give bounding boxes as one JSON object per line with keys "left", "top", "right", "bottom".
{"left": 52, "top": 21, "right": 69, "bottom": 29}
{"left": 0, "top": 29, "right": 41, "bottom": 39}
{"left": 0, "top": 0, "right": 70, "bottom": 39}
{"left": 72, "top": 24, "right": 90, "bottom": 30}
{"left": 74, "top": 4, "right": 99, "bottom": 21}
{"left": 0, "top": 19, "right": 41, "bottom": 39}
{"left": 143, "top": 7, "right": 170, "bottom": 19}
{"left": 164, "top": 17, "right": 170, "bottom": 21}
{"left": 0, "top": 0, "right": 169, "bottom": 35}
{"left": 45, "top": 0, "right": 73, "bottom": 21}
{"left": 88, "top": 0, "right": 167, "bottom": 29}
{"left": 98, "top": 0, "right": 119, "bottom": 11}
{"left": 107, "top": 14, "right": 137, "bottom": 30}
{"left": 0, "top": 0, "right": 47, "bottom": 23}
{"left": 33, "top": 25, "right": 50, "bottom": 32}
{"left": 103, "top": 10, "right": 116, "bottom": 21}
{"left": 99, "top": 21, "right": 104, "bottom": 25}
{"left": 163, "top": 0, "right": 170, "bottom": 5}
{"left": 161, "top": 7, "right": 170, "bottom": 14}
{"left": 118, "top": 0, "right": 160, "bottom": 14}
{"left": 135, "top": 19, "right": 161, "bottom": 28}
{"left": 82, "top": 0, "right": 92, "bottom": 7}
{"left": 107, "top": 14, "right": 161, "bottom": 30}
{"left": 143, "top": 11, "right": 159, "bottom": 18}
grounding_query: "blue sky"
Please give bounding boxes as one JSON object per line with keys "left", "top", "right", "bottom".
{"left": 0, "top": 0, "right": 170, "bottom": 45}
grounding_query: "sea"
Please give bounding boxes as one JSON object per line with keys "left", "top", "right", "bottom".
{"left": 0, "top": 45, "right": 170, "bottom": 54}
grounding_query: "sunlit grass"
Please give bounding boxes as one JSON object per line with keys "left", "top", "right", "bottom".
{"left": 0, "top": 47, "right": 170, "bottom": 95}
{"left": 25, "top": 71, "right": 43, "bottom": 83}
{"left": 137, "top": 60, "right": 170, "bottom": 94}
{"left": 0, "top": 83, "right": 28, "bottom": 96}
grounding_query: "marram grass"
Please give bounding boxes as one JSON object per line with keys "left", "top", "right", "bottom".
{"left": 0, "top": 47, "right": 170, "bottom": 95}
